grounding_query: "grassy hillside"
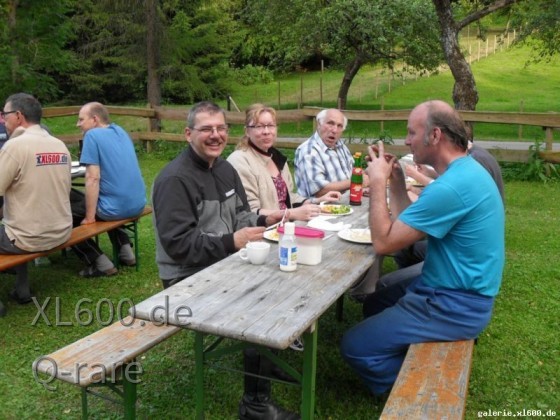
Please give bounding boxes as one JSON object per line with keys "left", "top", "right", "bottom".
{"left": 226, "top": 44, "right": 560, "bottom": 141}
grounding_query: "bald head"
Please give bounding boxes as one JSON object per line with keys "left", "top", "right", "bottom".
{"left": 414, "top": 100, "right": 468, "bottom": 151}
{"left": 77, "top": 102, "right": 111, "bottom": 134}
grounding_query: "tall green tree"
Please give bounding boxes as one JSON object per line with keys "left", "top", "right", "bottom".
{"left": 0, "top": 0, "right": 77, "bottom": 103}
{"left": 511, "top": 0, "right": 560, "bottom": 62}
{"left": 322, "top": 0, "right": 442, "bottom": 109}
{"left": 432, "top": 0, "right": 517, "bottom": 110}
{"left": 68, "top": 0, "right": 242, "bottom": 104}
{"left": 237, "top": 0, "right": 442, "bottom": 109}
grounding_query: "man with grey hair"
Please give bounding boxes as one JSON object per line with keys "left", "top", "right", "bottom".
{"left": 152, "top": 101, "right": 296, "bottom": 419}
{"left": 0, "top": 93, "right": 72, "bottom": 312}
{"left": 295, "top": 108, "right": 365, "bottom": 197}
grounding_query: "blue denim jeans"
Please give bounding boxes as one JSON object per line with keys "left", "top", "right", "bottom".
{"left": 340, "top": 277, "right": 494, "bottom": 395}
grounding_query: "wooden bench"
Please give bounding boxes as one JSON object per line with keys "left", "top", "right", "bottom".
{"left": 0, "top": 206, "right": 152, "bottom": 273}
{"left": 380, "top": 339, "right": 475, "bottom": 420}
{"left": 33, "top": 316, "right": 180, "bottom": 419}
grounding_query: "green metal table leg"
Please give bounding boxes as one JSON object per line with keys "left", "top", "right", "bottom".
{"left": 195, "top": 332, "right": 205, "bottom": 419}
{"left": 301, "top": 323, "right": 318, "bottom": 420}
{"left": 336, "top": 295, "right": 344, "bottom": 322}
{"left": 123, "top": 361, "right": 137, "bottom": 419}
{"left": 81, "top": 387, "right": 88, "bottom": 419}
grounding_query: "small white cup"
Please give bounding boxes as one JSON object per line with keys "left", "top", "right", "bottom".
{"left": 239, "top": 241, "right": 271, "bottom": 265}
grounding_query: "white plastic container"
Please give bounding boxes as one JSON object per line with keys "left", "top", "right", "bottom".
{"left": 278, "top": 225, "right": 325, "bottom": 265}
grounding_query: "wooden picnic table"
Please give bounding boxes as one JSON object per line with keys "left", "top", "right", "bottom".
{"left": 132, "top": 198, "right": 377, "bottom": 419}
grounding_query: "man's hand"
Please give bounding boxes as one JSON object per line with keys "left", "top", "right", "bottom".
{"left": 366, "top": 141, "right": 398, "bottom": 183}
{"left": 80, "top": 217, "right": 96, "bottom": 225}
{"left": 317, "top": 191, "right": 342, "bottom": 203}
{"left": 290, "top": 204, "right": 321, "bottom": 221}
{"left": 233, "top": 227, "right": 266, "bottom": 250}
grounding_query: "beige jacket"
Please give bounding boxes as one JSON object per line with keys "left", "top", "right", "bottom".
{"left": 228, "top": 146, "right": 307, "bottom": 212}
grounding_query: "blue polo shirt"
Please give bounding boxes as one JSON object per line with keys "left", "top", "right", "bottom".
{"left": 399, "top": 156, "right": 505, "bottom": 297}
{"left": 80, "top": 123, "right": 146, "bottom": 219}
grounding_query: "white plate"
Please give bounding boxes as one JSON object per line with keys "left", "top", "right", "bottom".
{"left": 307, "top": 216, "right": 351, "bottom": 232}
{"left": 319, "top": 204, "right": 354, "bottom": 216}
{"left": 337, "top": 228, "right": 372, "bottom": 244}
{"left": 263, "top": 228, "right": 280, "bottom": 242}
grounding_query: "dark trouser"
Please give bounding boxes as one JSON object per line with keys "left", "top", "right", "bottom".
{"left": 392, "top": 239, "right": 427, "bottom": 269}
{"left": 70, "top": 189, "right": 130, "bottom": 265}
{"left": 0, "top": 226, "right": 31, "bottom": 299}
{"left": 342, "top": 277, "right": 494, "bottom": 395}
{"left": 239, "top": 347, "right": 299, "bottom": 420}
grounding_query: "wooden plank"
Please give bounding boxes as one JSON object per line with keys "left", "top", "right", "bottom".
{"left": 0, "top": 206, "right": 152, "bottom": 272}
{"left": 43, "top": 106, "right": 155, "bottom": 119}
{"left": 380, "top": 340, "right": 475, "bottom": 420}
{"left": 33, "top": 316, "right": 180, "bottom": 387}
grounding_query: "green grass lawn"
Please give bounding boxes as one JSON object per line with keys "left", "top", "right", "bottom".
{"left": 2, "top": 41, "right": 559, "bottom": 419}
{"left": 1, "top": 150, "right": 559, "bottom": 419}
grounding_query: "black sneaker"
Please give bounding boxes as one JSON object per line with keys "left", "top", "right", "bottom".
{"left": 9, "top": 289, "right": 34, "bottom": 305}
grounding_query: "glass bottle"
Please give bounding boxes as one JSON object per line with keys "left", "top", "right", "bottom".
{"left": 279, "top": 222, "right": 297, "bottom": 272}
{"left": 349, "top": 152, "right": 363, "bottom": 206}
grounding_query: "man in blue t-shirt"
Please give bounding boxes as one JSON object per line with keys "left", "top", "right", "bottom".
{"left": 71, "top": 102, "right": 146, "bottom": 277}
{"left": 341, "top": 100, "right": 505, "bottom": 398}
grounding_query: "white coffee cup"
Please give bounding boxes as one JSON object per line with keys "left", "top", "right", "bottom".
{"left": 239, "top": 241, "right": 271, "bottom": 265}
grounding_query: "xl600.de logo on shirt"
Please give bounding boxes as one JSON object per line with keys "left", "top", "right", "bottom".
{"left": 35, "top": 153, "right": 68, "bottom": 166}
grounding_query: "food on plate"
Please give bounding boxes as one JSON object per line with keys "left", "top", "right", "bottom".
{"left": 321, "top": 204, "right": 351, "bottom": 215}
{"left": 348, "top": 229, "right": 371, "bottom": 242}
{"left": 264, "top": 227, "right": 280, "bottom": 241}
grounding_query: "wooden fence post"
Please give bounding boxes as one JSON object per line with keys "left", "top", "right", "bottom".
{"left": 320, "top": 59, "right": 324, "bottom": 106}
{"left": 380, "top": 97, "right": 385, "bottom": 133}
{"left": 518, "top": 100, "right": 524, "bottom": 140}
{"left": 300, "top": 76, "right": 303, "bottom": 109}
{"left": 477, "top": 40, "right": 481, "bottom": 61}
{"left": 277, "top": 81, "right": 281, "bottom": 110}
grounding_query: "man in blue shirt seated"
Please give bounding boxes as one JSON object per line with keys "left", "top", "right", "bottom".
{"left": 71, "top": 102, "right": 146, "bottom": 277}
{"left": 341, "top": 100, "right": 505, "bottom": 399}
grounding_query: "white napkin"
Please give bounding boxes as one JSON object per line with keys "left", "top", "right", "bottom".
{"left": 307, "top": 215, "right": 351, "bottom": 232}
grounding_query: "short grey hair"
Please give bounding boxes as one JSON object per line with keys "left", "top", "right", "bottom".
{"left": 187, "top": 101, "right": 226, "bottom": 128}
{"left": 316, "top": 109, "right": 348, "bottom": 130}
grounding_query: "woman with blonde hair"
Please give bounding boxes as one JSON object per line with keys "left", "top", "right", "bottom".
{"left": 228, "top": 104, "right": 340, "bottom": 221}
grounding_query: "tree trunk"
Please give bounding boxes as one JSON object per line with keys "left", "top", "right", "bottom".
{"left": 432, "top": 0, "right": 478, "bottom": 111}
{"left": 146, "top": 0, "right": 161, "bottom": 132}
{"left": 337, "top": 56, "right": 364, "bottom": 110}
{"left": 8, "top": 0, "right": 20, "bottom": 86}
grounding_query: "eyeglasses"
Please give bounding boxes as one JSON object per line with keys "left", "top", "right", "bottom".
{"left": 0, "top": 110, "right": 17, "bottom": 118}
{"left": 247, "top": 124, "right": 277, "bottom": 131}
{"left": 191, "top": 125, "right": 229, "bottom": 135}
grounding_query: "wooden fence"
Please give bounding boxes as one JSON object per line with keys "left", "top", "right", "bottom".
{"left": 43, "top": 105, "right": 560, "bottom": 163}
